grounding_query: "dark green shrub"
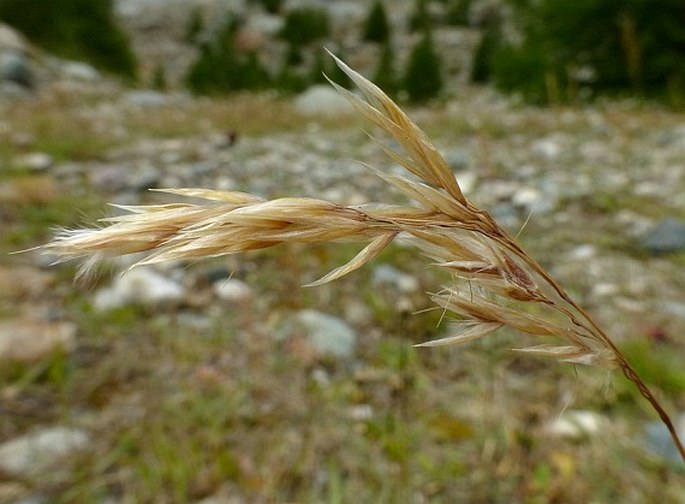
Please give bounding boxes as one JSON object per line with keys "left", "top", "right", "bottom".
{"left": 363, "top": 1, "right": 390, "bottom": 44}
{"left": 408, "top": 0, "right": 431, "bottom": 33}
{"left": 489, "top": 0, "right": 685, "bottom": 105}
{"left": 0, "top": 0, "right": 137, "bottom": 79}
{"left": 373, "top": 42, "right": 398, "bottom": 96}
{"left": 274, "top": 64, "right": 308, "bottom": 93}
{"left": 184, "top": 7, "right": 204, "bottom": 44}
{"left": 309, "top": 50, "right": 328, "bottom": 85}
{"left": 404, "top": 32, "right": 443, "bottom": 102}
{"left": 470, "top": 15, "right": 504, "bottom": 84}
{"left": 446, "top": 0, "right": 473, "bottom": 26}
{"left": 278, "top": 7, "right": 330, "bottom": 46}
{"left": 185, "top": 16, "right": 271, "bottom": 94}
{"left": 249, "top": 0, "right": 284, "bottom": 14}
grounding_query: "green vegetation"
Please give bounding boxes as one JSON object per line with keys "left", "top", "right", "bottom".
{"left": 0, "top": 0, "right": 137, "bottom": 79}
{"left": 278, "top": 7, "right": 331, "bottom": 47}
{"left": 185, "top": 16, "right": 271, "bottom": 94}
{"left": 488, "top": 0, "right": 685, "bottom": 105}
{"left": 404, "top": 31, "right": 443, "bottom": 102}
{"left": 446, "top": 0, "right": 473, "bottom": 26}
{"left": 249, "top": 0, "right": 284, "bottom": 14}
{"left": 363, "top": 1, "right": 391, "bottom": 44}
{"left": 184, "top": 6, "right": 204, "bottom": 44}
{"left": 408, "top": 0, "right": 431, "bottom": 33}
{"left": 373, "top": 42, "right": 399, "bottom": 97}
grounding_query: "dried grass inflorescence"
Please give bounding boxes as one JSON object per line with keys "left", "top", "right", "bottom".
{"left": 43, "top": 52, "right": 684, "bottom": 462}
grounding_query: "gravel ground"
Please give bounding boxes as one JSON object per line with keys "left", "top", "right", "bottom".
{"left": 2, "top": 73, "right": 685, "bottom": 502}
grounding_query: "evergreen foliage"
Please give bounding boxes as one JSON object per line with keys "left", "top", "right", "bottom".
{"left": 489, "top": 0, "right": 685, "bottom": 105}
{"left": 184, "top": 7, "right": 204, "bottom": 44}
{"left": 278, "top": 7, "right": 331, "bottom": 46}
{"left": 0, "top": 0, "right": 137, "bottom": 79}
{"left": 373, "top": 42, "right": 398, "bottom": 96}
{"left": 408, "top": 0, "right": 431, "bottom": 33}
{"left": 471, "top": 15, "right": 504, "bottom": 84}
{"left": 404, "top": 32, "right": 443, "bottom": 102}
{"left": 446, "top": 0, "right": 473, "bottom": 26}
{"left": 185, "top": 16, "right": 271, "bottom": 94}
{"left": 249, "top": 0, "right": 284, "bottom": 14}
{"left": 363, "top": 1, "right": 390, "bottom": 44}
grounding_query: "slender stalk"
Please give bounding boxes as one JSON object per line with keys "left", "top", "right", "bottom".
{"left": 505, "top": 227, "right": 685, "bottom": 463}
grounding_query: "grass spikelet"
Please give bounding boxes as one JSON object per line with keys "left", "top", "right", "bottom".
{"left": 43, "top": 53, "right": 685, "bottom": 463}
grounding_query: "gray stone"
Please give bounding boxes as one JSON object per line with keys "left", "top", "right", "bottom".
{"left": 213, "top": 278, "right": 253, "bottom": 303}
{"left": 124, "top": 90, "right": 168, "bottom": 108}
{"left": 0, "top": 319, "right": 77, "bottom": 362}
{"left": 93, "top": 267, "right": 185, "bottom": 311}
{"left": 298, "top": 310, "right": 357, "bottom": 358}
{"left": 643, "top": 414, "right": 685, "bottom": 465}
{"left": 0, "top": 50, "right": 32, "bottom": 87}
{"left": 0, "top": 427, "right": 90, "bottom": 478}
{"left": 0, "top": 23, "right": 28, "bottom": 53}
{"left": 280, "top": 309, "right": 357, "bottom": 359}
{"left": 641, "top": 218, "right": 685, "bottom": 254}
{"left": 12, "top": 152, "right": 53, "bottom": 171}
{"left": 532, "top": 137, "right": 562, "bottom": 160}
{"left": 61, "top": 61, "right": 99, "bottom": 81}
{"left": 662, "top": 301, "right": 685, "bottom": 320}
{"left": 294, "top": 85, "right": 354, "bottom": 117}
{"left": 544, "top": 410, "right": 606, "bottom": 440}
{"left": 371, "top": 264, "right": 419, "bottom": 294}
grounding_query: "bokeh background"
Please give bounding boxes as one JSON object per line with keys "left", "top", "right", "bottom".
{"left": 1, "top": 0, "right": 685, "bottom": 502}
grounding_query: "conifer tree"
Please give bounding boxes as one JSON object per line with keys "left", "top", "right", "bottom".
{"left": 404, "top": 31, "right": 443, "bottom": 102}
{"left": 373, "top": 42, "right": 398, "bottom": 96}
{"left": 363, "top": 1, "right": 390, "bottom": 44}
{"left": 0, "top": 0, "right": 137, "bottom": 78}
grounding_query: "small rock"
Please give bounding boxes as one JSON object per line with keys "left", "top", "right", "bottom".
{"left": 89, "top": 164, "right": 129, "bottom": 193}
{"left": 0, "top": 265, "right": 55, "bottom": 300}
{"left": 279, "top": 309, "right": 357, "bottom": 359}
{"left": 567, "top": 244, "right": 596, "bottom": 260}
{"left": 124, "top": 90, "right": 167, "bottom": 108}
{"left": 0, "top": 175, "right": 59, "bottom": 205}
{"left": 0, "top": 427, "right": 90, "bottom": 478}
{"left": 444, "top": 150, "right": 470, "bottom": 171}
{"left": 213, "top": 278, "right": 253, "bottom": 303}
{"left": 298, "top": 310, "right": 357, "bottom": 358}
{"left": 643, "top": 414, "right": 685, "bottom": 465}
{"left": 0, "top": 50, "right": 32, "bottom": 87}
{"left": 0, "top": 482, "right": 28, "bottom": 502}
{"left": 641, "top": 218, "right": 685, "bottom": 254}
{"left": 0, "top": 23, "right": 28, "bottom": 53}
{"left": 544, "top": 410, "right": 606, "bottom": 440}
{"left": 371, "top": 264, "right": 420, "bottom": 294}
{"left": 591, "top": 282, "right": 619, "bottom": 297}
{"left": 0, "top": 318, "right": 77, "bottom": 362}
{"left": 93, "top": 267, "right": 185, "bottom": 311}
{"left": 348, "top": 404, "right": 374, "bottom": 421}
{"left": 12, "top": 152, "right": 53, "bottom": 171}
{"left": 511, "top": 186, "right": 541, "bottom": 209}
{"left": 532, "top": 137, "right": 562, "bottom": 160}
{"left": 61, "top": 61, "right": 99, "bottom": 81}
{"left": 294, "top": 85, "right": 354, "bottom": 117}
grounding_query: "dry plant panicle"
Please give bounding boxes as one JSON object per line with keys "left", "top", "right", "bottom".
{"left": 42, "top": 51, "right": 685, "bottom": 463}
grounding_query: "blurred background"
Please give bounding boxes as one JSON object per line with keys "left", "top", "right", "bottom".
{"left": 1, "top": 0, "right": 685, "bottom": 502}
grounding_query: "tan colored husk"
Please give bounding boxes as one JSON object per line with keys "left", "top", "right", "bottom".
{"left": 42, "top": 51, "right": 685, "bottom": 463}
